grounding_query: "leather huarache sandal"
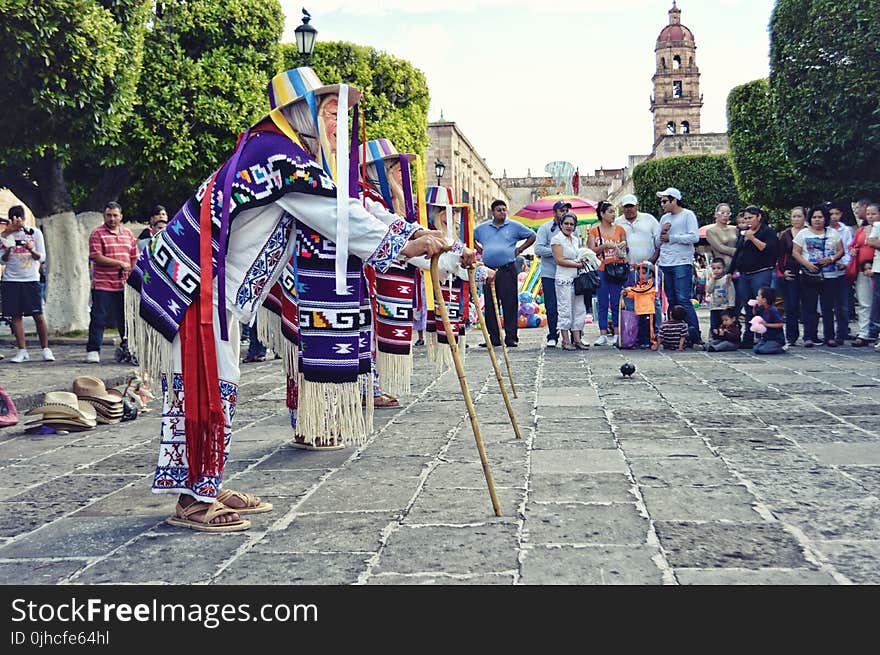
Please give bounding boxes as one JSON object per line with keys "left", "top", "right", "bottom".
{"left": 373, "top": 392, "right": 400, "bottom": 409}
{"left": 217, "top": 488, "right": 273, "bottom": 514}
{"left": 166, "top": 500, "right": 251, "bottom": 532}
{"left": 291, "top": 437, "right": 345, "bottom": 451}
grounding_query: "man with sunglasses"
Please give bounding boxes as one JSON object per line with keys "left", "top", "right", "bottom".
{"left": 655, "top": 187, "right": 704, "bottom": 347}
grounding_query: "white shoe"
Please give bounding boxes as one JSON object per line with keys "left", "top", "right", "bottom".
{"left": 42, "top": 347, "right": 55, "bottom": 361}
{"left": 594, "top": 335, "right": 609, "bottom": 346}
{"left": 86, "top": 351, "right": 100, "bottom": 364}
{"left": 546, "top": 339, "right": 557, "bottom": 348}
{"left": 611, "top": 335, "right": 619, "bottom": 346}
{"left": 10, "top": 349, "right": 29, "bottom": 363}
{"left": 875, "top": 342, "right": 880, "bottom": 352}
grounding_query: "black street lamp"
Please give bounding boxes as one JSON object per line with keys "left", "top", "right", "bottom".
{"left": 434, "top": 159, "right": 446, "bottom": 187}
{"left": 295, "top": 9, "right": 318, "bottom": 66}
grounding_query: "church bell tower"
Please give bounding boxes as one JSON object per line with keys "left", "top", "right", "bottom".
{"left": 650, "top": 2, "right": 703, "bottom": 144}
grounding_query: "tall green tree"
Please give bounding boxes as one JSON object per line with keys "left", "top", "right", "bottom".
{"left": 285, "top": 41, "right": 430, "bottom": 159}
{"left": 119, "top": 0, "right": 284, "bottom": 217}
{"left": 726, "top": 79, "right": 819, "bottom": 208}
{"left": 0, "top": 0, "right": 150, "bottom": 215}
{"left": 769, "top": 0, "right": 880, "bottom": 196}
{"left": 632, "top": 154, "right": 742, "bottom": 225}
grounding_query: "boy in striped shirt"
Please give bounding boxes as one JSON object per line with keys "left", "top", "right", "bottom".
{"left": 653, "top": 304, "right": 690, "bottom": 352}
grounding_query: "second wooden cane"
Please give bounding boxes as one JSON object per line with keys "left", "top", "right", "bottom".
{"left": 431, "top": 255, "right": 501, "bottom": 517}
{"left": 468, "top": 267, "right": 522, "bottom": 439}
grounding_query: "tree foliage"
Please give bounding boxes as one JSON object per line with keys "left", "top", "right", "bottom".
{"left": 118, "top": 0, "right": 284, "bottom": 218}
{"left": 0, "top": 0, "right": 150, "bottom": 214}
{"left": 726, "top": 79, "right": 819, "bottom": 208}
{"left": 288, "top": 41, "right": 430, "bottom": 159}
{"left": 769, "top": 0, "right": 880, "bottom": 196}
{"left": 632, "top": 154, "right": 743, "bottom": 225}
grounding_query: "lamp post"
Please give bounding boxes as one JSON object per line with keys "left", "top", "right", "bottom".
{"left": 434, "top": 159, "right": 446, "bottom": 187}
{"left": 295, "top": 9, "right": 318, "bottom": 65}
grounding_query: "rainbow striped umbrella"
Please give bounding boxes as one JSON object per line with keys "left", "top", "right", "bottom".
{"left": 510, "top": 194, "right": 599, "bottom": 232}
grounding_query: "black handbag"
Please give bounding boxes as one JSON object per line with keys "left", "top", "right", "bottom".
{"left": 798, "top": 232, "right": 826, "bottom": 288}
{"left": 604, "top": 261, "right": 629, "bottom": 283}
{"left": 574, "top": 269, "right": 600, "bottom": 296}
{"left": 799, "top": 268, "right": 824, "bottom": 287}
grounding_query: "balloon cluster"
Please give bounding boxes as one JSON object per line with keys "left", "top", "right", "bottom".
{"left": 517, "top": 291, "right": 547, "bottom": 328}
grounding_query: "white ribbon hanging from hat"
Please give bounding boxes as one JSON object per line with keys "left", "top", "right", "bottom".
{"left": 335, "top": 84, "right": 350, "bottom": 295}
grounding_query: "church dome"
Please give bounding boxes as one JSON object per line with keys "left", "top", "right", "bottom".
{"left": 657, "top": 23, "right": 694, "bottom": 44}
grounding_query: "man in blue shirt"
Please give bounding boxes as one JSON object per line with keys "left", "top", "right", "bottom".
{"left": 475, "top": 200, "right": 536, "bottom": 347}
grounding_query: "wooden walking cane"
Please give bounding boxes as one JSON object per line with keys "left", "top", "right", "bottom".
{"left": 431, "top": 255, "right": 502, "bottom": 517}
{"left": 489, "top": 280, "right": 518, "bottom": 398}
{"left": 468, "top": 267, "right": 522, "bottom": 440}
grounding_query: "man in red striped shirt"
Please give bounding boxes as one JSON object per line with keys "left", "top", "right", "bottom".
{"left": 86, "top": 202, "right": 139, "bottom": 363}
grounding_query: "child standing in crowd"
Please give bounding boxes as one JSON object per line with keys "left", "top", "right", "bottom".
{"left": 706, "top": 311, "right": 741, "bottom": 352}
{"left": 653, "top": 304, "right": 689, "bottom": 352}
{"left": 705, "top": 256, "right": 736, "bottom": 334}
{"left": 750, "top": 287, "right": 786, "bottom": 354}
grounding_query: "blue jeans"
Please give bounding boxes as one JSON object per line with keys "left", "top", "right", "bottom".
{"left": 247, "top": 316, "right": 267, "bottom": 359}
{"left": 830, "top": 275, "right": 851, "bottom": 341}
{"left": 753, "top": 339, "right": 785, "bottom": 354}
{"left": 660, "top": 264, "right": 701, "bottom": 342}
{"left": 734, "top": 269, "right": 774, "bottom": 346}
{"left": 86, "top": 289, "right": 126, "bottom": 352}
{"left": 541, "top": 276, "right": 558, "bottom": 341}
{"left": 596, "top": 269, "right": 623, "bottom": 331}
{"left": 777, "top": 275, "right": 801, "bottom": 344}
{"left": 800, "top": 277, "right": 835, "bottom": 342}
{"left": 870, "top": 275, "right": 880, "bottom": 340}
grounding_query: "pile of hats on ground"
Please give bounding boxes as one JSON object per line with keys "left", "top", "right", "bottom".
{"left": 73, "top": 376, "right": 127, "bottom": 424}
{"left": 24, "top": 391, "right": 98, "bottom": 435}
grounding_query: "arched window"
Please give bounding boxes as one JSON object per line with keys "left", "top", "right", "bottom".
{"left": 672, "top": 81, "right": 682, "bottom": 98}
{"left": 673, "top": 55, "right": 681, "bottom": 69}
{"left": 661, "top": 57, "right": 666, "bottom": 69}
{"left": 666, "top": 121, "right": 676, "bottom": 135}
{"left": 681, "top": 121, "right": 690, "bottom": 134}
{"left": 689, "top": 57, "right": 694, "bottom": 67}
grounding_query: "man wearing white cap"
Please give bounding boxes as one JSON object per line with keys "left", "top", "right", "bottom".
{"left": 615, "top": 194, "right": 659, "bottom": 267}
{"left": 615, "top": 194, "right": 661, "bottom": 343}
{"left": 654, "top": 187, "right": 703, "bottom": 347}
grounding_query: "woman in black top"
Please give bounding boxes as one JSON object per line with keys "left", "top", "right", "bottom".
{"left": 729, "top": 205, "right": 779, "bottom": 348}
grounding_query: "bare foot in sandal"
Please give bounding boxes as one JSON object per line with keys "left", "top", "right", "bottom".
{"left": 168, "top": 495, "right": 251, "bottom": 532}
{"left": 217, "top": 488, "right": 273, "bottom": 514}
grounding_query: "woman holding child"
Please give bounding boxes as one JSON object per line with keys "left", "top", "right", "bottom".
{"left": 551, "top": 212, "right": 590, "bottom": 351}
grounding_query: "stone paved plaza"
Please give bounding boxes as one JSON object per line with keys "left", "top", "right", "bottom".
{"left": 1, "top": 323, "right": 879, "bottom": 585}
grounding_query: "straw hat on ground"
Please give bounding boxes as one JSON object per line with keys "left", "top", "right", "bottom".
{"left": 24, "top": 391, "right": 97, "bottom": 430}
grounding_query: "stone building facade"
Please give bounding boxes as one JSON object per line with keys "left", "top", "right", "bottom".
{"left": 650, "top": 1, "right": 702, "bottom": 144}
{"left": 499, "top": 171, "right": 622, "bottom": 211}
{"left": 425, "top": 121, "right": 510, "bottom": 224}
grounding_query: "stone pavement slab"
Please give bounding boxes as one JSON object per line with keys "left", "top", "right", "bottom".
{"left": 1, "top": 323, "right": 879, "bottom": 584}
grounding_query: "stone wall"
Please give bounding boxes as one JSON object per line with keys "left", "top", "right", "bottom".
{"left": 652, "top": 132, "right": 729, "bottom": 158}
{"left": 497, "top": 175, "right": 615, "bottom": 215}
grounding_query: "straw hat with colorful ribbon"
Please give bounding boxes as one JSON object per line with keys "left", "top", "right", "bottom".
{"left": 263, "top": 67, "right": 363, "bottom": 295}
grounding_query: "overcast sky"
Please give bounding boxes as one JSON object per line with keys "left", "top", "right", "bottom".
{"left": 278, "top": 0, "right": 775, "bottom": 178}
